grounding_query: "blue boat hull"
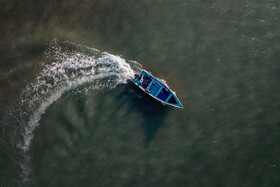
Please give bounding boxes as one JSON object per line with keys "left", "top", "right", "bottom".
{"left": 134, "top": 70, "right": 183, "bottom": 108}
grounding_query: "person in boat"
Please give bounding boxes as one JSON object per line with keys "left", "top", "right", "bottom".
{"left": 143, "top": 84, "right": 147, "bottom": 89}
{"left": 140, "top": 75, "right": 144, "bottom": 84}
{"left": 146, "top": 86, "right": 151, "bottom": 93}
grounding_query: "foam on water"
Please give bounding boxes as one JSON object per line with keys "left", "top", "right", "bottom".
{"left": 2, "top": 39, "right": 141, "bottom": 183}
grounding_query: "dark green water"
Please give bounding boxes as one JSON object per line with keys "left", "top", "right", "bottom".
{"left": 1, "top": 0, "right": 280, "bottom": 186}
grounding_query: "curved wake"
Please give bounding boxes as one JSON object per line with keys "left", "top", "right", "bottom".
{"left": 2, "top": 39, "right": 142, "bottom": 183}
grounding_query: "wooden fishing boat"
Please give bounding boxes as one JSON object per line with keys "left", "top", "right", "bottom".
{"left": 134, "top": 70, "right": 183, "bottom": 108}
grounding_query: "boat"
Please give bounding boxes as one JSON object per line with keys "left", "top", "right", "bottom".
{"left": 134, "top": 70, "right": 183, "bottom": 108}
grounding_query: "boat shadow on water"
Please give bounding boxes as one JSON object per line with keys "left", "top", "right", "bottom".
{"left": 107, "top": 81, "right": 170, "bottom": 147}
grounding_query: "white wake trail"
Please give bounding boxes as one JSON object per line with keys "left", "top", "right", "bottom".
{"left": 9, "top": 40, "right": 139, "bottom": 182}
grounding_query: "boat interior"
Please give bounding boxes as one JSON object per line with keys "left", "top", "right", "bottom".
{"left": 135, "top": 72, "right": 179, "bottom": 105}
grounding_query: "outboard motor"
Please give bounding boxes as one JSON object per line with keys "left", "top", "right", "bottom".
{"left": 134, "top": 74, "right": 140, "bottom": 80}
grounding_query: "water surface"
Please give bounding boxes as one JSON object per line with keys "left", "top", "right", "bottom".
{"left": 0, "top": 0, "right": 280, "bottom": 186}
